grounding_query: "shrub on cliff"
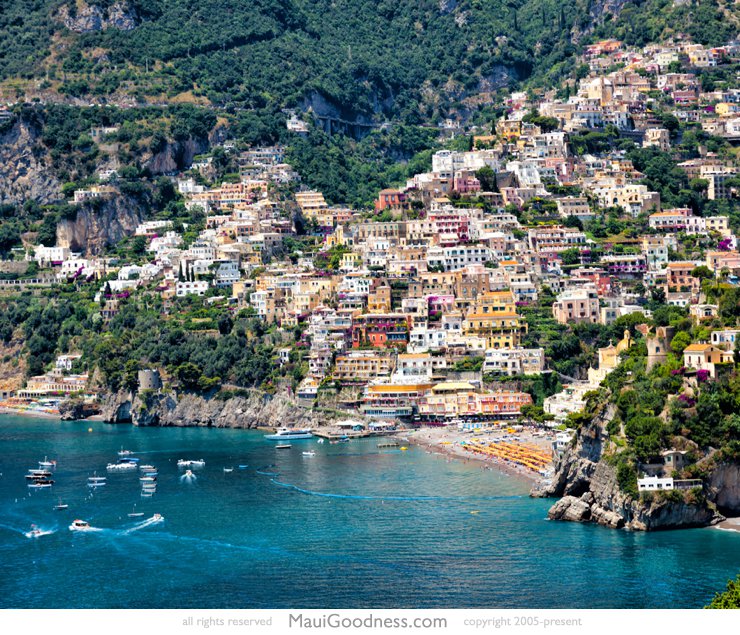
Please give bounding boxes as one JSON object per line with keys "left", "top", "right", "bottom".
{"left": 706, "top": 575, "right": 740, "bottom": 609}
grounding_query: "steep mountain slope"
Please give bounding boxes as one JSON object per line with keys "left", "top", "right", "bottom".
{"left": 1, "top": 1, "right": 737, "bottom": 123}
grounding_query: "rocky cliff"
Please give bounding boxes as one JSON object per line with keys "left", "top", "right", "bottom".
{"left": 0, "top": 119, "right": 62, "bottom": 205}
{"left": 101, "top": 388, "right": 341, "bottom": 430}
{"left": 56, "top": 190, "right": 147, "bottom": 255}
{"left": 56, "top": 1, "right": 140, "bottom": 33}
{"left": 532, "top": 404, "right": 725, "bottom": 531}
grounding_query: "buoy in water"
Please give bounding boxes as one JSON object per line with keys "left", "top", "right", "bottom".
{"left": 88, "top": 428, "right": 93, "bottom": 432}
{"left": 400, "top": 446, "right": 408, "bottom": 451}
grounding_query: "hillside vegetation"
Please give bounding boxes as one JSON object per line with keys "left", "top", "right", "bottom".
{"left": 1, "top": 0, "right": 737, "bottom": 122}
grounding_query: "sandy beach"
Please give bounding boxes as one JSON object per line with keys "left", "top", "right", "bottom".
{"left": 715, "top": 517, "right": 740, "bottom": 532}
{"left": 0, "top": 406, "right": 61, "bottom": 420}
{"left": 402, "top": 426, "right": 556, "bottom": 483}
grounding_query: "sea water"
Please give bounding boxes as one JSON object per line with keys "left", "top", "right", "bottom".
{"left": 0, "top": 415, "right": 739, "bottom": 608}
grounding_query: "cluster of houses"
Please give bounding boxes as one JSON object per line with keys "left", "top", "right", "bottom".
{"left": 6, "top": 36, "right": 740, "bottom": 428}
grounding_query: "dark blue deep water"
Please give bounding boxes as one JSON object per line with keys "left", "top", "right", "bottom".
{"left": 1, "top": 415, "right": 739, "bottom": 608}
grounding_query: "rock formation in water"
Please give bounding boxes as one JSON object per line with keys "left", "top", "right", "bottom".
{"left": 531, "top": 403, "right": 729, "bottom": 531}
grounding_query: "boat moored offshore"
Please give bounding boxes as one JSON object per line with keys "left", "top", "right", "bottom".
{"left": 264, "top": 427, "right": 314, "bottom": 440}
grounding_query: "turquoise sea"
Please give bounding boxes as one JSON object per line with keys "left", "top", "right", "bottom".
{"left": 1, "top": 414, "right": 739, "bottom": 609}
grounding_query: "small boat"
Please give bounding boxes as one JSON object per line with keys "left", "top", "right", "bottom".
{"left": 26, "top": 471, "right": 52, "bottom": 480}
{"left": 238, "top": 465, "right": 248, "bottom": 470}
{"left": 223, "top": 467, "right": 234, "bottom": 473}
{"left": 25, "top": 524, "right": 42, "bottom": 538}
{"left": 150, "top": 513, "right": 164, "bottom": 523}
{"left": 139, "top": 476, "right": 157, "bottom": 483}
{"left": 28, "top": 480, "right": 54, "bottom": 488}
{"left": 107, "top": 462, "right": 137, "bottom": 472}
{"left": 183, "top": 469, "right": 194, "bottom": 478}
{"left": 140, "top": 490, "right": 154, "bottom": 498}
{"left": 118, "top": 448, "right": 135, "bottom": 457}
{"left": 87, "top": 473, "right": 106, "bottom": 487}
{"left": 177, "top": 459, "right": 205, "bottom": 468}
{"left": 139, "top": 464, "right": 156, "bottom": 471}
{"left": 69, "top": 519, "right": 93, "bottom": 531}
{"left": 127, "top": 504, "right": 144, "bottom": 518}
{"left": 275, "top": 444, "right": 292, "bottom": 450}
{"left": 53, "top": 499, "right": 68, "bottom": 511}
{"left": 316, "top": 438, "right": 325, "bottom": 444}
{"left": 302, "top": 451, "right": 316, "bottom": 457}
{"left": 38, "top": 456, "right": 56, "bottom": 468}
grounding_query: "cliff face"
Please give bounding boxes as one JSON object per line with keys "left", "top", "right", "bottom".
{"left": 56, "top": 191, "right": 147, "bottom": 255}
{"left": 102, "top": 389, "right": 340, "bottom": 430}
{"left": 56, "top": 1, "right": 140, "bottom": 33}
{"left": 707, "top": 463, "right": 740, "bottom": 515}
{"left": 532, "top": 404, "right": 724, "bottom": 531}
{"left": 0, "top": 120, "right": 62, "bottom": 205}
{"left": 145, "top": 138, "right": 209, "bottom": 175}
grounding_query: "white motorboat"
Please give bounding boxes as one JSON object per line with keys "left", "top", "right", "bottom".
{"left": 38, "top": 456, "right": 56, "bottom": 468}
{"left": 177, "top": 459, "right": 205, "bottom": 468}
{"left": 275, "top": 444, "right": 292, "bottom": 450}
{"left": 302, "top": 451, "right": 316, "bottom": 457}
{"left": 53, "top": 498, "right": 68, "bottom": 511}
{"left": 223, "top": 467, "right": 234, "bottom": 473}
{"left": 264, "top": 427, "right": 314, "bottom": 440}
{"left": 139, "top": 476, "right": 157, "bottom": 483}
{"left": 26, "top": 470, "right": 52, "bottom": 479}
{"left": 87, "top": 473, "right": 106, "bottom": 487}
{"left": 69, "top": 519, "right": 97, "bottom": 532}
{"left": 25, "top": 525, "right": 43, "bottom": 538}
{"left": 140, "top": 490, "right": 154, "bottom": 497}
{"left": 28, "top": 481, "right": 53, "bottom": 489}
{"left": 139, "top": 464, "right": 156, "bottom": 471}
{"left": 107, "top": 462, "right": 137, "bottom": 472}
{"left": 150, "top": 513, "right": 164, "bottom": 523}
{"left": 118, "top": 448, "right": 135, "bottom": 457}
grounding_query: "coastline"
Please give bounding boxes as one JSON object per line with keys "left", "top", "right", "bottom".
{"left": 0, "top": 406, "right": 61, "bottom": 420}
{"left": 403, "top": 427, "right": 548, "bottom": 483}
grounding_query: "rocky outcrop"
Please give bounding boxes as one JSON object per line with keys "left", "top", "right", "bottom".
{"left": 707, "top": 462, "right": 740, "bottom": 515}
{"left": 56, "top": 190, "right": 147, "bottom": 255}
{"left": 532, "top": 403, "right": 724, "bottom": 531}
{"left": 145, "top": 138, "right": 209, "bottom": 175}
{"left": 102, "top": 388, "right": 341, "bottom": 430}
{"left": 57, "top": 1, "right": 139, "bottom": 33}
{"left": 0, "top": 120, "right": 62, "bottom": 205}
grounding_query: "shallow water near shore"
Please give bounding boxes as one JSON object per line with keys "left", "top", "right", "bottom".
{"left": 1, "top": 415, "right": 740, "bottom": 608}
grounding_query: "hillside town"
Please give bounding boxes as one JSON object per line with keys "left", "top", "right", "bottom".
{"left": 3, "top": 36, "right": 740, "bottom": 455}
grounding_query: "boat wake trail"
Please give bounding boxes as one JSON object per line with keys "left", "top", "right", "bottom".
{"left": 255, "top": 464, "right": 279, "bottom": 476}
{"left": 269, "top": 478, "right": 524, "bottom": 502}
{"left": 121, "top": 516, "right": 165, "bottom": 535}
{"left": 25, "top": 527, "right": 56, "bottom": 539}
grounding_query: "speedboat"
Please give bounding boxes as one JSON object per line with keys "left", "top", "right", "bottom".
{"left": 150, "top": 513, "right": 164, "bottom": 523}
{"left": 25, "top": 525, "right": 43, "bottom": 538}
{"left": 275, "top": 444, "right": 292, "bottom": 450}
{"left": 264, "top": 427, "right": 314, "bottom": 440}
{"left": 177, "top": 459, "right": 205, "bottom": 468}
{"left": 317, "top": 438, "right": 325, "bottom": 444}
{"left": 302, "top": 451, "right": 316, "bottom": 457}
{"left": 69, "top": 519, "right": 94, "bottom": 531}
{"left": 183, "top": 469, "right": 194, "bottom": 478}
{"left": 223, "top": 467, "right": 234, "bottom": 473}
{"left": 139, "top": 464, "right": 156, "bottom": 471}
{"left": 139, "top": 476, "right": 157, "bottom": 483}
{"left": 107, "top": 462, "right": 137, "bottom": 472}
{"left": 38, "top": 456, "right": 56, "bottom": 468}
